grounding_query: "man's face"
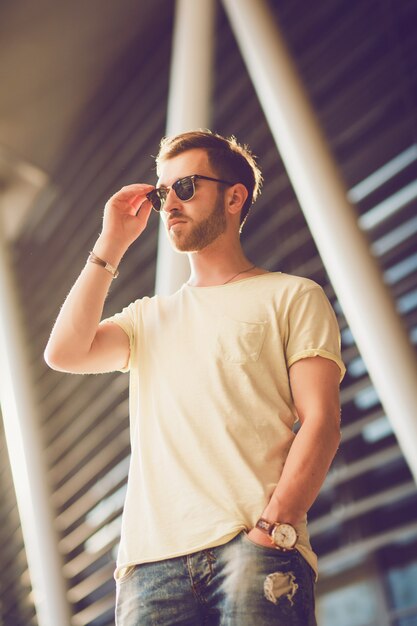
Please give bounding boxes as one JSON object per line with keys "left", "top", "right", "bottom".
{"left": 156, "top": 149, "right": 228, "bottom": 252}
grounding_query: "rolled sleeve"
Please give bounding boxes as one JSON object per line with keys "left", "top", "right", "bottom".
{"left": 285, "top": 286, "right": 346, "bottom": 382}
{"left": 101, "top": 300, "right": 138, "bottom": 373}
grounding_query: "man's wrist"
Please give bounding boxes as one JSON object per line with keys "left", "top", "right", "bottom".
{"left": 88, "top": 251, "right": 119, "bottom": 279}
{"left": 92, "top": 235, "right": 127, "bottom": 268}
{"left": 262, "top": 496, "right": 284, "bottom": 523}
{"left": 255, "top": 518, "right": 298, "bottom": 550}
{"left": 262, "top": 493, "right": 304, "bottom": 526}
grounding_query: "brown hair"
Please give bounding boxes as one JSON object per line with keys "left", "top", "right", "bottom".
{"left": 155, "top": 130, "right": 263, "bottom": 229}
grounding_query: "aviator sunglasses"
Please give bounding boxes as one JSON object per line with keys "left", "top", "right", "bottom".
{"left": 146, "top": 174, "right": 235, "bottom": 212}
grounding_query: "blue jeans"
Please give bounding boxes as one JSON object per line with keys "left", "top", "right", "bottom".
{"left": 115, "top": 531, "right": 316, "bottom": 625}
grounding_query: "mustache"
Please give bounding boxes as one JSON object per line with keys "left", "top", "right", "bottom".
{"left": 169, "top": 209, "right": 185, "bottom": 218}
{"left": 167, "top": 210, "right": 188, "bottom": 224}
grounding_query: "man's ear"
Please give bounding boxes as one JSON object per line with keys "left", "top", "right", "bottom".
{"left": 226, "top": 183, "right": 248, "bottom": 216}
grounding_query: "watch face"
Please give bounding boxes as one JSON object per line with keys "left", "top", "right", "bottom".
{"left": 271, "top": 523, "right": 297, "bottom": 549}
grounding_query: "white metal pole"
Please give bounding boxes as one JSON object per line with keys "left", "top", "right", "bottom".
{"left": 155, "top": 0, "right": 215, "bottom": 295}
{"left": 222, "top": 0, "right": 417, "bottom": 482}
{"left": 0, "top": 227, "right": 71, "bottom": 626}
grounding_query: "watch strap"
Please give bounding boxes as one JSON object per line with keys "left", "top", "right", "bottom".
{"left": 255, "top": 517, "right": 275, "bottom": 535}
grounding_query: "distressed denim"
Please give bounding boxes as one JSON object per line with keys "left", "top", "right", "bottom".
{"left": 115, "top": 531, "right": 316, "bottom": 625}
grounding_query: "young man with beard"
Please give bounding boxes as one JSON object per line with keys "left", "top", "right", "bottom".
{"left": 45, "top": 130, "right": 345, "bottom": 625}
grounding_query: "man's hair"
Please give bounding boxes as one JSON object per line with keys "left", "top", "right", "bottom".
{"left": 155, "top": 130, "right": 263, "bottom": 229}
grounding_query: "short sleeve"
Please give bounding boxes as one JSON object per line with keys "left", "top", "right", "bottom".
{"left": 101, "top": 300, "right": 139, "bottom": 372}
{"left": 285, "top": 286, "right": 346, "bottom": 382}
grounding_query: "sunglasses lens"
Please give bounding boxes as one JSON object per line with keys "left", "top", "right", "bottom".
{"left": 148, "top": 177, "right": 195, "bottom": 211}
{"left": 174, "top": 177, "right": 195, "bottom": 201}
{"left": 146, "top": 189, "right": 163, "bottom": 211}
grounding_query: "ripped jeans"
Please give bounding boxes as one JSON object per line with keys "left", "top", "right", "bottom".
{"left": 115, "top": 531, "right": 317, "bottom": 625}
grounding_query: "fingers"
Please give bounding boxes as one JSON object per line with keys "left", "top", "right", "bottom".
{"left": 102, "top": 183, "right": 156, "bottom": 244}
{"left": 108, "top": 183, "right": 155, "bottom": 213}
{"left": 115, "top": 183, "right": 155, "bottom": 199}
{"left": 134, "top": 197, "right": 152, "bottom": 217}
{"left": 134, "top": 199, "right": 153, "bottom": 231}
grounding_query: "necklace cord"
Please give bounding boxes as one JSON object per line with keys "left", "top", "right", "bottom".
{"left": 222, "top": 264, "right": 256, "bottom": 285}
{"left": 186, "top": 264, "right": 257, "bottom": 287}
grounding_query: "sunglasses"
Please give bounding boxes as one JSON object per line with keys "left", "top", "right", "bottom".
{"left": 146, "top": 174, "right": 235, "bottom": 212}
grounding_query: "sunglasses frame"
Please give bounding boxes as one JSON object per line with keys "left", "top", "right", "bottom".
{"left": 146, "top": 174, "right": 235, "bottom": 212}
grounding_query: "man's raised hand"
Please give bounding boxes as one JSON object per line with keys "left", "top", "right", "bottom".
{"left": 100, "top": 183, "right": 155, "bottom": 256}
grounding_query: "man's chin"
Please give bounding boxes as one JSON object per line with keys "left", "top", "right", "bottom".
{"left": 170, "top": 241, "right": 201, "bottom": 253}
{"left": 168, "top": 233, "right": 194, "bottom": 253}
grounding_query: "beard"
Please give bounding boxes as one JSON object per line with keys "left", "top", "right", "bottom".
{"left": 169, "top": 192, "right": 227, "bottom": 252}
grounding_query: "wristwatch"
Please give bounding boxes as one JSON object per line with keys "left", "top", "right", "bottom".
{"left": 255, "top": 517, "right": 298, "bottom": 551}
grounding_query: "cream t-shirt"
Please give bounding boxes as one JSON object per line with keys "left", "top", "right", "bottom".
{"left": 104, "top": 272, "right": 345, "bottom": 579}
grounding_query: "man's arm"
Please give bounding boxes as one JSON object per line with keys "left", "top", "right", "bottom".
{"left": 44, "top": 183, "right": 154, "bottom": 374}
{"left": 248, "top": 355, "right": 341, "bottom": 546}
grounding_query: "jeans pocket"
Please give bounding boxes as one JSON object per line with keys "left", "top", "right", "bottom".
{"left": 242, "top": 531, "right": 300, "bottom": 558}
{"left": 114, "top": 564, "right": 138, "bottom": 583}
{"left": 242, "top": 531, "right": 277, "bottom": 553}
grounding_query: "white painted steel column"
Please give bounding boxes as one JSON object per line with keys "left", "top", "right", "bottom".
{"left": 0, "top": 229, "right": 71, "bottom": 625}
{"left": 222, "top": 0, "right": 417, "bottom": 482}
{"left": 155, "top": 0, "right": 215, "bottom": 295}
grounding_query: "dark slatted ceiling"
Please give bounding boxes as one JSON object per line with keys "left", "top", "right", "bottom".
{"left": 1, "top": 0, "right": 416, "bottom": 623}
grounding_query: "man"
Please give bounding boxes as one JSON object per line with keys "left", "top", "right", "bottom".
{"left": 45, "top": 130, "right": 345, "bottom": 625}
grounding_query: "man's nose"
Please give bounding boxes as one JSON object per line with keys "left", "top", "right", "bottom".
{"left": 161, "top": 188, "right": 179, "bottom": 213}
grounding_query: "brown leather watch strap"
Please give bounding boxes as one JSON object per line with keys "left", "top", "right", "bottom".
{"left": 255, "top": 518, "right": 274, "bottom": 535}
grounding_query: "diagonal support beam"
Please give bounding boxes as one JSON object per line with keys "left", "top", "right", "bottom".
{"left": 0, "top": 224, "right": 71, "bottom": 625}
{"left": 222, "top": 0, "right": 417, "bottom": 482}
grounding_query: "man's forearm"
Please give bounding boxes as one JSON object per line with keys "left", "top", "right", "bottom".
{"left": 263, "top": 415, "right": 341, "bottom": 524}
{"left": 44, "top": 236, "right": 124, "bottom": 368}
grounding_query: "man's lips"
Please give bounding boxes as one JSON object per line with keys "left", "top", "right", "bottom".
{"left": 168, "top": 217, "right": 187, "bottom": 228}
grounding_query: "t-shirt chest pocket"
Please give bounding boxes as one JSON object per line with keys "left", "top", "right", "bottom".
{"left": 215, "top": 316, "right": 268, "bottom": 364}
